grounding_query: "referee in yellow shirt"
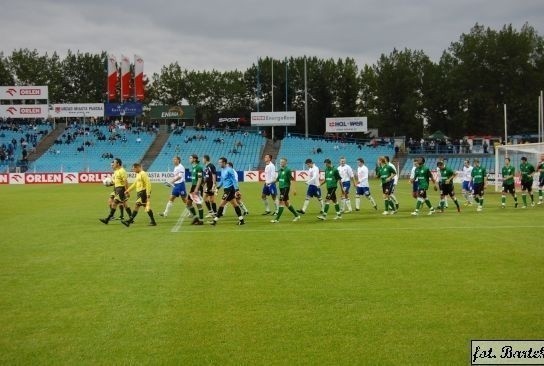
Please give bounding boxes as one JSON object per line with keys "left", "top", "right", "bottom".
{"left": 122, "top": 163, "right": 157, "bottom": 227}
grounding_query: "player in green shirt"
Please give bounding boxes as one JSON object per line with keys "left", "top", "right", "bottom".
{"left": 317, "top": 158, "right": 342, "bottom": 220}
{"left": 271, "top": 158, "right": 301, "bottom": 223}
{"left": 411, "top": 157, "right": 437, "bottom": 216}
{"left": 537, "top": 154, "right": 544, "bottom": 205}
{"left": 501, "top": 157, "right": 518, "bottom": 208}
{"left": 376, "top": 156, "right": 397, "bottom": 215}
{"left": 519, "top": 156, "right": 536, "bottom": 208}
{"left": 437, "top": 160, "right": 460, "bottom": 213}
{"left": 471, "top": 158, "right": 487, "bottom": 212}
{"left": 187, "top": 154, "right": 205, "bottom": 224}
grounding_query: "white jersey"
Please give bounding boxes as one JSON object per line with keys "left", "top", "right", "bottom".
{"left": 264, "top": 162, "right": 277, "bottom": 184}
{"left": 410, "top": 166, "right": 417, "bottom": 180}
{"left": 306, "top": 164, "right": 320, "bottom": 186}
{"left": 356, "top": 165, "right": 370, "bottom": 188}
{"left": 462, "top": 166, "right": 473, "bottom": 182}
{"left": 388, "top": 162, "right": 398, "bottom": 184}
{"left": 173, "top": 164, "right": 185, "bottom": 184}
{"left": 337, "top": 164, "right": 354, "bottom": 182}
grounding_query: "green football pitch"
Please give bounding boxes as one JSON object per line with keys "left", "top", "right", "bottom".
{"left": 1, "top": 182, "right": 543, "bottom": 364}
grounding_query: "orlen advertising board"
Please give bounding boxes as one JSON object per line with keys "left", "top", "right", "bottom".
{"left": 326, "top": 117, "right": 368, "bottom": 133}
{"left": 0, "top": 86, "right": 49, "bottom": 100}
{"left": 0, "top": 105, "right": 49, "bottom": 119}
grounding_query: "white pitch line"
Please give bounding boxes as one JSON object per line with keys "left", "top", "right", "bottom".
{"left": 171, "top": 208, "right": 189, "bottom": 232}
{"left": 168, "top": 224, "right": 543, "bottom": 234}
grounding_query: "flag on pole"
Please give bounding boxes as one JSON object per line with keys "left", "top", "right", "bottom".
{"left": 107, "top": 54, "right": 118, "bottom": 101}
{"left": 120, "top": 55, "right": 131, "bottom": 101}
{"left": 134, "top": 55, "right": 144, "bottom": 101}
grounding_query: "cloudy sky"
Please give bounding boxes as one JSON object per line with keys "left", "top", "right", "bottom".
{"left": 1, "top": 0, "right": 542, "bottom": 76}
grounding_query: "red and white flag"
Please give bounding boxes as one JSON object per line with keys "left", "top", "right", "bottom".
{"left": 107, "top": 54, "right": 118, "bottom": 101}
{"left": 120, "top": 55, "right": 131, "bottom": 101}
{"left": 134, "top": 55, "right": 144, "bottom": 101}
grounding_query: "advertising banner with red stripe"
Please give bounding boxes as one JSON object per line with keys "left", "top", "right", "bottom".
{"left": 120, "top": 55, "right": 131, "bottom": 101}
{"left": 0, "top": 86, "right": 48, "bottom": 100}
{"left": 0, "top": 105, "right": 49, "bottom": 119}
{"left": 107, "top": 54, "right": 118, "bottom": 101}
{"left": 134, "top": 55, "right": 144, "bottom": 101}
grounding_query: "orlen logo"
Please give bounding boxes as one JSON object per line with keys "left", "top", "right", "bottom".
{"left": 136, "top": 57, "right": 143, "bottom": 64}
{"left": 6, "top": 106, "right": 17, "bottom": 115}
{"left": 5, "top": 88, "right": 17, "bottom": 96}
{"left": 20, "top": 89, "right": 41, "bottom": 96}
{"left": 20, "top": 108, "right": 41, "bottom": 114}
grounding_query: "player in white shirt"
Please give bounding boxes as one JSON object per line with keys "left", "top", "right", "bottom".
{"left": 355, "top": 158, "right": 377, "bottom": 210}
{"left": 461, "top": 159, "right": 473, "bottom": 205}
{"left": 409, "top": 158, "right": 419, "bottom": 199}
{"left": 160, "top": 156, "right": 187, "bottom": 217}
{"left": 261, "top": 154, "right": 279, "bottom": 215}
{"left": 337, "top": 157, "right": 355, "bottom": 212}
{"left": 384, "top": 156, "right": 399, "bottom": 209}
{"left": 297, "top": 158, "right": 324, "bottom": 214}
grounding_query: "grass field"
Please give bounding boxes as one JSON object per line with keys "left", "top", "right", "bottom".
{"left": 1, "top": 181, "right": 543, "bottom": 365}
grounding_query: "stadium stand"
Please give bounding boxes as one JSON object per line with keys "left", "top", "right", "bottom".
{"left": 146, "top": 128, "right": 266, "bottom": 172}
{"left": 276, "top": 135, "right": 395, "bottom": 170}
{"left": 0, "top": 120, "right": 52, "bottom": 172}
{"left": 29, "top": 123, "right": 155, "bottom": 172}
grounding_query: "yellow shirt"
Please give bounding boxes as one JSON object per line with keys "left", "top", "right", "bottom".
{"left": 113, "top": 167, "right": 128, "bottom": 188}
{"left": 127, "top": 170, "right": 152, "bottom": 194}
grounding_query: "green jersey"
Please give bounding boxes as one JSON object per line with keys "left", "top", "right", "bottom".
{"left": 502, "top": 165, "right": 515, "bottom": 185}
{"left": 520, "top": 162, "right": 535, "bottom": 182}
{"left": 277, "top": 166, "right": 293, "bottom": 189}
{"left": 471, "top": 166, "right": 486, "bottom": 184}
{"left": 191, "top": 163, "right": 203, "bottom": 186}
{"left": 414, "top": 165, "right": 433, "bottom": 190}
{"left": 377, "top": 164, "right": 396, "bottom": 184}
{"left": 439, "top": 166, "right": 455, "bottom": 184}
{"left": 324, "top": 166, "right": 341, "bottom": 189}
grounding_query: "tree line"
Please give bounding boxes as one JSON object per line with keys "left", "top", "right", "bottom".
{"left": 1, "top": 23, "right": 543, "bottom": 139}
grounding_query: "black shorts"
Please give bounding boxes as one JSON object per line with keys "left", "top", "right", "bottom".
{"left": 502, "top": 183, "right": 515, "bottom": 194}
{"left": 204, "top": 181, "right": 215, "bottom": 196}
{"left": 417, "top": 189, "right": 428, "bottom": 199}
{"left": 221, "top": 187, "right": 236, "bottom": 202}
{"left": 382, "top": 181, "right": 394, "bottom": 195}
{"left": 440, "top": 183, "right": 455, "bottom": 196}
{"left": 539, "top": 176, "right": 544, "bottom": 188}
{"left": 521, "top": 180, "right": 533, "bottom": 192}
{"left": 114, "top": 186, "right": 127, "bottom": 203}
{"left": 190, "top": 185, "right": 203, "bottom": 195}
{"left": 325, "top": 187, "right": 337, "bottom": 201}
{"left": 136, "top": 190, "right": 148, "bottom": 207}
{"left": 279, "top": 187, "right": 290, "bottom": 202}
{"left": 473, "top": 182, "right": 485, "bottom": 196}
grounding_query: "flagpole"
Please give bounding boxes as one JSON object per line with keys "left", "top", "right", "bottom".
{"left": 304, "top": 56, "right": 308, "bottom": 138}
{"left": 271, "top": 58, "right": 274, "bottom": 140}
{"left": 285, "top": 57, "right": 288, "bottom": 137}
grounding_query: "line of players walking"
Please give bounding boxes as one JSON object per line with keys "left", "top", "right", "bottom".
{"left": 99, "top": 152, "right": 544, "bottom": 227}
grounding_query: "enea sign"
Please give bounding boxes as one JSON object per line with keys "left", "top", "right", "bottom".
{"left": 104, "top": 102, "right": 143, "bottom": 117}
{"left": 149, "top": 105, "right": 195, "bottom": 119}
{"left": 0, "top": 105, "right": 49, "bottom": 119}
{"left": 251, "top": 111, "right": 296, "bottom": 126}
{"left": 0, "top": 86, "right": 49, "bottom": 100}
{"left": 325, "top": 117, "right": 368, "bottom": 133}
{"left": 50, "top": 104, "right": 104, "bottom": 118}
